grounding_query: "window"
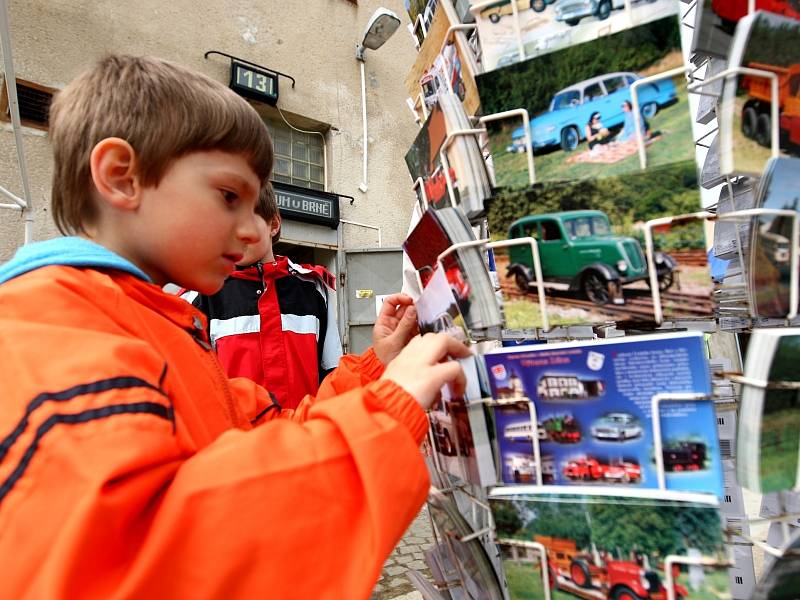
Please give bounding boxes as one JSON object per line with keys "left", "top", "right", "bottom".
{"left": 0, "top": 78, "right": 55, "bottom": 130}
{"left": 540, "top": 220, "right": 562, "bottom": 241}
{"left": 583, "top": 82, "right": 605, "bottom": 102}
{"left": 552, "top": 90, "right": 580, "bottom": 110}
{"left": 263, "top": 118, "right": 325, "bottom": 191}
{"left": 603, "top": 76, "right": 627, "bottom": 93}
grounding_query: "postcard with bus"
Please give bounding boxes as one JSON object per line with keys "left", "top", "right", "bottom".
{"left": 483, "top": 332, "right": 724, "bottom": 496}
{"left": 490, "top": 488, "right": 730, "bottom": 600}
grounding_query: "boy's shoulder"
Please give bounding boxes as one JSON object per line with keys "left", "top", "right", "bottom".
{"left": 284, "top": 258, "right": 336, "bottom": 291}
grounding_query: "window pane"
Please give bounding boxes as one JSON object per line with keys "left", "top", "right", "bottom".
{"left": 293, "top": 162, "right": 309, "bottom": 179}
{"left": 603, "top": 76, "right": 626, "bottom": 93}
{"left": 274, "top": 138, "right": 291, "bottom": 157}
{"left": 310, "top": 165, "right": 324, "bottom": 183}
{"left": 274, "top": 173, "right": 291, "bottom": 184}
{"left": 292, "top": 178, "right": 311, "bottom": 189}
{"left": 309, "top": 147, "right": 324, "bottom": 166}
{"left": 584, "top": 83, "right": 604, "bottom": 101}
{"left": 310, "top": 182, "right": 325, "bottom": 191}
{"left": 308, "top": 133, "right": 323, "bottom": 149}
{"left": 275, "top": 157, "right": 291, "bottom": 176}
{"left": 293, "top": 141, "right": 309, "bottom": 162}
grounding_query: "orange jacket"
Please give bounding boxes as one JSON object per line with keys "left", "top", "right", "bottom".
{"left": 0, "top": 261, "right": 429, "bottom": 598}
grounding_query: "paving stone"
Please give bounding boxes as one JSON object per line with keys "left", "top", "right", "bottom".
{"left": 408, "top": 560, "right": 427, "bottom": 571}
{"left": 395, "top": 555, "right": 414, "bottom": 565}
{"left": 385, "top": 565, "right": 406, "bottom": 577}
{"left": 389, "top": 578, "right": 409, "bottom": 588}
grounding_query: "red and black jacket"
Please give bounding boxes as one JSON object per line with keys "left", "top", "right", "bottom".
{"left": 189, "top": 256, "right": 342, "bottom": 410}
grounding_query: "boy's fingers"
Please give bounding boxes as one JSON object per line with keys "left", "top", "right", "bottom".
{"left": 418, "top": 332, "right": 471, "bottom": 361}
{"left": 377, "top": 293, "right": 413, "bottom": 320}
{"left": 393, "top": 306, "right": 418, "bottom": 336}
{"left": 382, "top": 293, "right": 413, "bottom": 308}
{"left": 430, "top": 361, "right": 467, "bottom": 398}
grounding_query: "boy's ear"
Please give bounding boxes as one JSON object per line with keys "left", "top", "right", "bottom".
{"left": 270, "top": 214, "right": 282, "bottom": 238}
{"left": 89, "top": 137, "right": 141, "bottom": 211}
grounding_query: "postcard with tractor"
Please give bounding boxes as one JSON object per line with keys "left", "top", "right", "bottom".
{"left": 719, "top": 11, "right": 800, "bottom": 176}
{"left": 472, "top": 0, "right": 678, "bottom": 73}
{"left": 483, "top": 332, "right": 724, "bottom": 495}
{"left": 476, "top": 15, "right": 694, "bottom": 187}
{"left": 487, "top": 161, "right": 715, "bottom": 328}
{"left": 490, "top": 488, "right": 730, "bottom": 600}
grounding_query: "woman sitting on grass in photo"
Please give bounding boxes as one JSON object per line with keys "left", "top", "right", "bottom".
{"left": 585, "top": 112, "right": 612, "bottom": 154}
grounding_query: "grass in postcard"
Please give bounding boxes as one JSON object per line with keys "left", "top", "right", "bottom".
{"left": 759, "top": 405, "right": 800, "bottom": 493}
{"left": 491, "top": 84, "right": 694, "bottom": 188}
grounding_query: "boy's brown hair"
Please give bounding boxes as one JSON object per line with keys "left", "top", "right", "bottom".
{"left": 49, "top": 54, "right": 274, "bottom": 234}
{"left": 256, "top": 182, "right": 281, "bottom": 244}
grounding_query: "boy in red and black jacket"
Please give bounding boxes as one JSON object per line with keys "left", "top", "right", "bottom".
{"left": 186, "top": 185, "right": 342, "bottom": 410}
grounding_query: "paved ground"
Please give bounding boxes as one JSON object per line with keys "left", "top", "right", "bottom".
{"left": 371, "top": 505, "right": 435, "bottom": 599}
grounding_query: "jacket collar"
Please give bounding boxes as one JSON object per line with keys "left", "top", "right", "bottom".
{"left": 0, "top": 236, "right": 151, "bottom": 285}
{"left": 0, "top": 236, "right": 206, "bottom": 337}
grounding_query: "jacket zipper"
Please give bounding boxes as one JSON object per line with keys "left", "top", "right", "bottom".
{"left": 189, "top": 317, "right": 240, "bottom": 428}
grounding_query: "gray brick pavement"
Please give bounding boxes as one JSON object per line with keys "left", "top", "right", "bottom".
{"left": 370, "top": 505, "right": 434, "bottom": 599}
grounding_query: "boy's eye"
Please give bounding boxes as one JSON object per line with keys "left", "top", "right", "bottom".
{"left": 221, "top": 190, "right": 238, "bottom": 204}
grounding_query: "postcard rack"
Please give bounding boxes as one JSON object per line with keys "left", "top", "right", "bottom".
{"left": 686, "top": 66, "right": 782, "bottom": 159}
{"left": 643, "top": 207, "right": 800, "bottom": 325}
{"left": 409, "top": 20, "right": 481, "bottom": 125}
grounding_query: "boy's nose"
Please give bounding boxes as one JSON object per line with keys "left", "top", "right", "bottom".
{"left": 237, "top": 212, "right": 261, "bottom": 244}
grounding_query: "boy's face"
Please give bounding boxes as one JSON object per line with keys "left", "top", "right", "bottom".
{"left": 237, "top": 214, "right": 279, "bottom": 266}
{"left": 127, "top": 150, "right": 262, "bottom": 293}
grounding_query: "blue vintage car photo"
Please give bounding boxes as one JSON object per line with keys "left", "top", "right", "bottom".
{"left": 508, "top": 71, "right": 677, "bottom": 153}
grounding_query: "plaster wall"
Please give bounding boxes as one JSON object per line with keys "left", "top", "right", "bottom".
{"left": 0, "top": 0, "right": 421, "bottom": 260}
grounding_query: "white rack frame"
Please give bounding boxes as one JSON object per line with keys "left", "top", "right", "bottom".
{"left": 436, "top": 236, "right": 550, "bottom": 333}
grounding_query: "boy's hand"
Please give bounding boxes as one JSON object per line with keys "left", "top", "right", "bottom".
{"left": 381, "top": 333, "right": 470, "bottom": 411}
{"left": 372, "top": 293, "right": 419, "bottom": 365}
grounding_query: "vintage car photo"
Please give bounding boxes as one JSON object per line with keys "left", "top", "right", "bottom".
{"left": 591, "top": 412, "right": 644, "bottom": 441}
{"left": 477, "top": 15, "right": 695, "bottom": 186}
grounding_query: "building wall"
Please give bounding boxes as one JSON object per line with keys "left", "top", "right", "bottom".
{"left": 0, "top": 0, "right": 421, "bottom": 260}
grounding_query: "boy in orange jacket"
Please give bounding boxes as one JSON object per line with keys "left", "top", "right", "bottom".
{"left": 0, "top": 55, "right": 467, "bottom": 599}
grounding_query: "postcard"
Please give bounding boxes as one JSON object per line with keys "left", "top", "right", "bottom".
{"left": 748, "top": 157, "right": 800, "bottom": 319}
{"left": 490, "top": 488, "right": 730, "bottom": 600}
{"left": 718, "top": 11, "right": 800, "bottom": 177}
{"left": 486, "top": 161, "right": 714, "bottom": 327}
{"left": 416, "top": 267, "right": 471, "bottom": 343}
{"left": 405, "top": 92, "right": 492, "bottom": 221}
{"left": 476, "top": 16, "right": 695, "bottom": 186}
{"left": 405, "top": 1, "right": 481, "bottom": 115}
{"left": 737, "top": 328, "right": 800, "bottom": 494}
{"left": 428, "top": 487, "right": 505, "bottom": 599}
{"left": 428, "top": 355, "right": 499, "bottom": 487}
{"left": 472, "top": 0, "right": 679, "bottom": 72}
{"left": 404, "top": 207, "right": 503, "bottom": 338}
{"left": 692, "top": 0, "right": 800, "bottom": 62}
{"left": 484, "top": 332, "right": 724, "bottom": 496}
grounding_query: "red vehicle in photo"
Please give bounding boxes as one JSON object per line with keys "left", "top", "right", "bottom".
{"left": 740, "top": 62, "right": 800, "bottom": 149}
{"left": 562, "top": 456, "right": 642, "bottom": 483}
{"left": 535, "top": 536, "right": 688, "bottom": 600}
{"left": 711, "top": 0, "right": 800, "bottom": 32}
{"left": 662, "top": 442, "right": 706, "bottom": 472}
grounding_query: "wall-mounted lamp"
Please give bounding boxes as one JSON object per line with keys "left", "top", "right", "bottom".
{"left": 355, "top": 7, "right": 401, "bottom": 193}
